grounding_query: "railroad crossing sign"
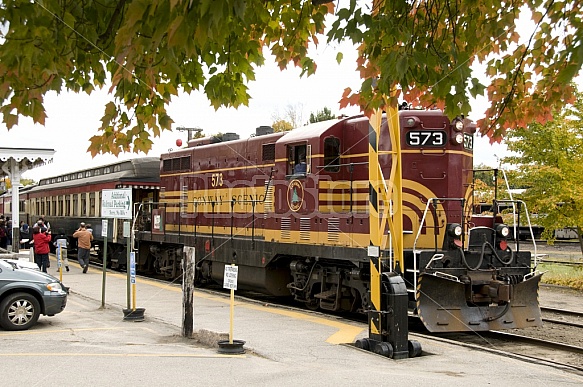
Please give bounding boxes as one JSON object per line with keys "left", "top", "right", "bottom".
{"left": 101, "top": 188, "right": 133, "bottom": 219}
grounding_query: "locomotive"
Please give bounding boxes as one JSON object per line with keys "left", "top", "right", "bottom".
{"left": 134, "top": 111, "right": 543, "bottom": 332}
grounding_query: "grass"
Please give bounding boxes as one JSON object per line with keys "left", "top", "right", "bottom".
{"left": 537, "top": 263, "right": 583, "bottom": 291}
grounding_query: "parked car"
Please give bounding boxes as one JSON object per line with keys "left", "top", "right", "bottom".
{"left": 1, "top": 258, "right": 40, "bottom": 271}
{"left": 0, "top": 260, "right": 67, "bottom": 330}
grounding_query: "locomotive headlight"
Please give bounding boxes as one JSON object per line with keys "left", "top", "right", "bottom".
{"left": 496, "top": 224, "right": 510, "bottom": 238}
{"left": 405, "top": 116, "right": 420, "bottom": 128}
{"left": 452, "top": 132, "right": 464, "bottom": 145}
{"left": 452, "top": 118, "right": 464, "bottom": 131}
{"left": 447, "top": 223, "right": 463, "bottom": 237}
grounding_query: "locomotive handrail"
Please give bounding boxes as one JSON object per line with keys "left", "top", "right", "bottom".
{"left": 419, "top": 171, "right": 446, "bottom": 179}
{"left": 420, "top": 149, "right": 446, "bottom": 156}
{"left": 424, "top": 253, "right": 445, "bottom": 269}
{"left": 495, "top": 199, "right": 539, "bottom": 266}
{"left": 413, "top": 197, "right": 466, "bottom": 291}
{"left": 315, "top": 161, "right": 368, "bottom": 169}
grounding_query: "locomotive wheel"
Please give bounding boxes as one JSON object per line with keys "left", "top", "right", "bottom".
{"left": 305, "top": 299, "right": 319, "bottom": 311}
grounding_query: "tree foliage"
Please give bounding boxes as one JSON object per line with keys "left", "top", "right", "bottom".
{"left": 271, "top": 119, "right": 293, "bottom": 132}
{"left": 0, "top": 177, "right": 35, "bottom": 191}
{"left": 1, "top": 1, "right": 581, "bottom": 155}
{"left": 309, "top": 106, "right": 335, "bottom": 123}
{"left": 502, "top": 91, "right": 583, "bottom": 250}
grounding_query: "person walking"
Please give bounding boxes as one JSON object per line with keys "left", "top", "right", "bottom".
{"left": 53, "top": 229, "right": 70, "bottom": 272}
{"left": 73, "top": 222, "right": 93, "bottom": 273}
{"left": 32, "top": 225, "right": 52, "bottom": 272}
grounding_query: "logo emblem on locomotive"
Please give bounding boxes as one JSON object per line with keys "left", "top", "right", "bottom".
{"left": 287, "top": 179, "right": 304, "bottom": 212}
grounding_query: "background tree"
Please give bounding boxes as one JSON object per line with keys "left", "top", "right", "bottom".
{"left": 502, "top": 91, "right": 583, "bottom": 252}
{"left": 309, "top": 106, "right": 335, "bottom": 123}
{"left": 1, "top": 1, "right": 581, "bottom": 155}
{"left": 271, "top": 103, "right": 304, "bottom": 129}
{"left": 271, "top": 119, "right": 293, "bottom": 132}
{"left": 0, "top": 177, "right": 36, "bottom": 191}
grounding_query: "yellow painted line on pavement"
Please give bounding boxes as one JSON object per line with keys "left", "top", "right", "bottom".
{"left": 132, "top": 275, "right": 365, "bottom": 344}
{"left": 0, "top": 327, "right": 120, "bottom": 336}
{"left": 0, "top": 353, "right": 244, "bottom": 358}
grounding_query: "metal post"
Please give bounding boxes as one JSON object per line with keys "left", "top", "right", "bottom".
{"left": 126, "top": 235, "right": 131, "bottom": 310}
{"left": 10, "top": 158, "right": 20, "bottom": 253}
{"left": 101, "top": 218, "right": 108, "bottom": 309}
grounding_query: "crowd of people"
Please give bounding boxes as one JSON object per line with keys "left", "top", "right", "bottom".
{"left": 0, "top": 214, "right": 93, "bottom": 273}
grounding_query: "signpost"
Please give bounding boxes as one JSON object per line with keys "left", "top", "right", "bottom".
{"left": 123, "top": 221, "right": 131, "bottom": 309}
{"left": 101, "top": 219, "right": 108, "bottom": 308}
{"left": 101, "top": 189, "right": 132, "bottom": 309}
{"left": 130, "top": 252, "right": 137, "bottom": 309}
{"left": 223, "top": 264, "right": 238, "bottom": 344}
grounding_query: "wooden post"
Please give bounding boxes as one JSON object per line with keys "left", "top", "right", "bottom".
{"left": 181, "top": 246, "right": 196, "bottom": 337}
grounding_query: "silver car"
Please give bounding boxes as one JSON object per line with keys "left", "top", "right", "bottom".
{"left": 0, "top": 260, "right": 68, "bottom": 330}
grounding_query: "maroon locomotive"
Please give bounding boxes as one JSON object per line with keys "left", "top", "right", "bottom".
{"left": 135, "top": 110, "right": 542, "bottom": 332}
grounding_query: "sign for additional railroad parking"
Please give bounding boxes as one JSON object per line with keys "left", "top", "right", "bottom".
{"left": 223, "top": 265, "right": 238, "bottom": 290}
{"left": 101, "top": 188, "right": 133, "bottom": 219}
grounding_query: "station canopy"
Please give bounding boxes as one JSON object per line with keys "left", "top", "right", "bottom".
{"left": 0, "top": 147, "right": 55, "bottom": 181}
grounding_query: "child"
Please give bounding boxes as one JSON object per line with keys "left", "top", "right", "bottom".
{"left": 53, "top": 229, "right": 70, "bottom": 272}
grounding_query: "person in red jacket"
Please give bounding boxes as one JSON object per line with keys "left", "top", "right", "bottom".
{"left": 32, "top": 225, "right": 52, "bottom": 272}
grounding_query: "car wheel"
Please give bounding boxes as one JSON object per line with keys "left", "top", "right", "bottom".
{"left": 0, "top": 292, "right": 41, "bottom": 331}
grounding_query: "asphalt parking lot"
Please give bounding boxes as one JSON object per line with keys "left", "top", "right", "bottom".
{"left": 0, "top": 292, "right": 252, "bottom": 386}
{"left": 1, "top": 257, "right": 582, "bottom": 387}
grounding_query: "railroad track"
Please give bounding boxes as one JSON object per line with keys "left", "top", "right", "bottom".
{"left": 420, "top": 307, "right": 583, "bottom": 375}
{"left": 415, "top": 329, "right": 583, "bottom": 375}
{"left": 541, "top": 306, "right": 583, "bottom": 327}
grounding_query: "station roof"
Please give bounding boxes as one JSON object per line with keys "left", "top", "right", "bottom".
{"left": 0, "top": 147, "right": 56, "bottom": 179}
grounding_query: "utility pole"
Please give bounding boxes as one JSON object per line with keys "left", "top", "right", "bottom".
{"left": 176, "top": 126, "right": 203, "bottom": 142}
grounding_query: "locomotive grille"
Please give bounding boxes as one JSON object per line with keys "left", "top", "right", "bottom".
{"left": 264, "top": 181, "right": 274, "bottom": 215}
{"left": 300, "top": 218, "right": 311, "bottom": 240}
{"left": 327, "top": 218, "right": 340, "bottom": 242}
{"left": 281, "top": 218, "right": 291, "bottom": 239}
{"left": 262, "top": 143, "right": 276, "bottom": 161}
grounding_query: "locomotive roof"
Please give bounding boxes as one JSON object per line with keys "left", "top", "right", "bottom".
{"left": 277, "top": 118, "right": 344, "bottom": 143}
{"left": 28, "top": 157, "right": 160, "bottom": 192}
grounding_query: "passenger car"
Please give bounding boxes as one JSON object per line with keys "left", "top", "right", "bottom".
{"left": 0, "top": 260, "right": 67, "bottom": 330}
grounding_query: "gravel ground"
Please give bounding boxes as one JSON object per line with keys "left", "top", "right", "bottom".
{"left": 523, "top": 240, "right": 583, "bottom": 261}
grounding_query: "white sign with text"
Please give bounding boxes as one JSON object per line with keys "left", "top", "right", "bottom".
{"left": 223, "top": 265, "right": 239, "bottom": 290}
{"left": 101, "top": 188, "right": 133, "bottom": 219}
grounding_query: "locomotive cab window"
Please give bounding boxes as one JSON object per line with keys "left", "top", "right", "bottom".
{"left": 323, "top": 137, "right": 340, "bottom": 172}
{"left": 287, "top": 144, "right": 310, "bottom": 177}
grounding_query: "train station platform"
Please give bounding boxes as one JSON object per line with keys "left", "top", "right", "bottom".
{"left": 2, "top": 252, "right": 582, "bottom": 386}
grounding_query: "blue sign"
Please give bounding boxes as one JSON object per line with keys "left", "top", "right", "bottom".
{"left": 130, "top": 252, "right": 136, "bottom": 284}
